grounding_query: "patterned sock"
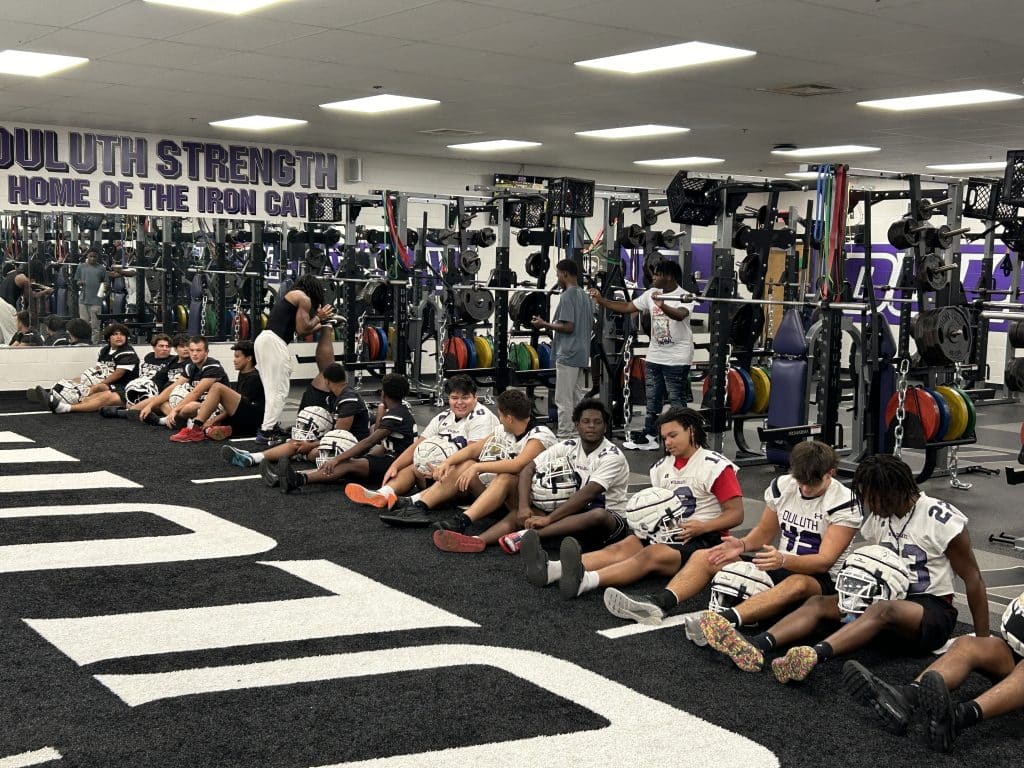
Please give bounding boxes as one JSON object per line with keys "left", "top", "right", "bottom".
{"left": 578, "top": 570, "right": 600, "bottom": 596}
{"left": 812, "top": 640, "right": 834, "bottom": 661}
{"left": 546, "top": 560, "right": 562, "bottom": 585}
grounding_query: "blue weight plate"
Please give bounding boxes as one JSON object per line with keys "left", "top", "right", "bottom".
{"left": 923, "top": 387, "right": 950, "bottom": 442}
{"left": 735, "top": 367, "right": 755, "bottom": 414}
{"left": 537, "top": 342, "right": 551, "bottom": 369}
{"left": 464, "top": 335, "right": 477, "bottom": 368}
{"left": 375, "top": 327, "right": 387, "bottom": 360}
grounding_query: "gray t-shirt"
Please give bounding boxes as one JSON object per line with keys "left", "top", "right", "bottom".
{"left": 75, "top": 262, "right": 107, "bottom": 305}
{"left": 552, "top": 285, "right": 593, "bottom": 368}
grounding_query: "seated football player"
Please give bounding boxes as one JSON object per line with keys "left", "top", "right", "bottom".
{"left": 842, "top": 592, "right": 1024, "bottom": 752}
{"left": 42, "top": 314, "right": 69, "bottom": 346}
{"left": 376, "top": 388, "right": 558, "bottom": 548}
{"left": 276, "top": 373, "right": 417, "bottom": 494}
{"left": 520, "top": 406, "right": 742, "bottom": 601}
{"left": 139, "top": 336, "right": 228, "bottom": 431}
{"left": 700, "top": 455, "right": 988, "bottom": 685}
{"left": 9, "top": 311, "right": 43, "bottom": 346}
{"left": 100, "top": 333, "right": 176, "bottom": 418}
{"left": 222, "top": 328, "right": 370, "bottom": 470}
{"left": 118, "top": 334, "right": 190, "bottom": 422}
{"left": 603, "top": 440, "right": 860, "bottom": 626}
{"left": 345, "top": 374, "right": 498, "bottom": 510}
{"left": 37, "top": 323, "right": 140, "bottom": 414}
{"left": 168, "top": 340, "right": 265, "bottom": 442}
{"left": 65, "top": 318, "right": 92, "bottom": 346}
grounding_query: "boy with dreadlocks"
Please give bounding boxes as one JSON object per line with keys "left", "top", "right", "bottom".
{"left": 700, "top": 454, "right": 988, "bottom": 685}
{"left": 253, "top": 274, "right": 335, "bottom": 445}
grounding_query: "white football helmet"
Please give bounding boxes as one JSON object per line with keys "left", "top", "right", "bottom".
{"left": 1001, "top": 592, "right": 1024, "bottom": 657}
{"left": 836, "top": 544, "right": 911, "bottom": 615}
{"left": 316, "top": 429, "right": 359, "bottom": 468}
{"left": 478, "top": 432, "right": 514, "bottom": 463}
{"left": 291, "top": 405, "right": 334, "bottom": 441}
{"left": 51, "top": 379, "right": 89, "bottom": 405}
{"left": 530, "top": 452, "right": 580, "bottom": 512}
{"left": 169, "top": 381, "right": 196, "bottom": 410}
{"left": 709, "top": 561, "right": 775, "bottom": 613}
{"left": 124, "top": 377, "right": 160, "bottom": 406}
{"left": 413, "top": 434, "right": 461, "bottom": 475}
{"left": 80, "top": 362, "right": 114, "bottom": 386}
{"left": 624, "top": 487, "right": 688, "bottom": 544}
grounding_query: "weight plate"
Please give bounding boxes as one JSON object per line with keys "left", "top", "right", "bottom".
{"left": 334, "top": 324, "right": 344, "bottom": 342}
{"left": 474, "top": 336, "right": 492, "bottom": 368}
{"left": 735, "top": 367, "right": 755, "bottom": 414}
{"left": 923, "top": 387, "right": 950, "bottom": 443}
{"left": 954, "top": 387, "right": 976, "bottom": 436}
{"left": 508, "top": 342, "right": 519, "bottom": 371}
{"left": 516, "top": 342, "right": 532, "bottom": 372}
{"left": 934, "top": 385, "right": 968, "bottom": 441}
{"left": 537, "top": 342, "right": 552, "bottom": 369}
{"left": 885, "top": 387, "right": 941, "bottom": 442}
{"left": 465, "top": 335, "right": 477, "bottom": 368}
{"left": 175, "top": 304, "right": 187, "bottom": 328}
{"left": 750, "top": 366, "right": 770, "bottom": 413}
{"left": 239, "top": 313, "right": 251, "bottom": 340}
{"left": 363, "top": 326, "right": 380, "bottom": 361}
{"left": 204, "top": 305, "right": 218, "bottom": 336}
{"left": 388, "top": 326, "right": 397, "bottom": 359}
{"left": 376, "top": 327, "right": 388, "bottom": 361}
{"left": 525, "top": 343, "right": 539, "bottom": 370}
{"left": 443, "top": 338, "right": 460, "bottom": 370}
{"left": 261, "top": 312, "right": 269, "bottom": 330}
{"left": 701, "top": 370, "right": 745, "bottom": 413}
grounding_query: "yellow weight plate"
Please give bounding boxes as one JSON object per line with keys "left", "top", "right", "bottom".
{"left": 935, "top": 385, "right": 967, "bottom": 440}
{"left": 750, "top": 366, "right": 771, "bottom": 413}
{"left": 388, "top": 327, "right": 397, "bottom": 360}
{"left": 526, "top": 343, "right": 539, "bottom": 369}
{"left": 175, "top": 304, "right": 187, "bottom": 329}
{"left": 474, "top": 336, "right": 492, "bottom": 368}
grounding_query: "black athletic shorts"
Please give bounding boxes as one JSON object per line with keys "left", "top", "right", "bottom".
{"left": 108, "top": 383, "right": 127, "bottom": 405}
{"left": 364, "top": 455, "right": 394, "bottom": 486}
{"left": 765, "top": 567, "right": 836, "bottom": 596}
{"left": 227, "top": 400, "right": 262, "bottom": 437}
{"left": 904, "top": 593, "right": 959, "bottom": 653}
{"left": 645, "top": 528, "right": 725, "bottom": 562}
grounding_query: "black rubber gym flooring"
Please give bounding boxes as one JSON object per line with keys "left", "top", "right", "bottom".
{"left": 1, "top": 395, "right": 1023, "bottom": 767}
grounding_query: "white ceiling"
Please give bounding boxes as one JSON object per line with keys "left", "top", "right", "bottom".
{"left": 1, "top": 0, "right": 1022, "bottom": 179}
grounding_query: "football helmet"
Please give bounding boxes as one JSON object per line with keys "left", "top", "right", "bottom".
{"left": 413, "top": 434, "right": 460, "bottom": 475}
{"left": 290, "top": 405, "right": 334, "bottom": 442}
{"left": 623, "top": 486, "right": 688, "bottom": 544}
{"left": 478, "top": 432, "right": 514, "bottom": 463}
{"left": 708, "top": 561, "right": 775, "bottom": 612}
{"left": 1001, "top": 592, "right": 1024, "bottom": 657}
{"left": 51, "top": 379, "right": 89, "bottom": 405}
{"left": 80, "top": 363, "right": 114, "bottom": 386}
{"left": 530, "top": 452, "right": 580, "bottom": 512}
{"left": 124, "top": 377, "right": 159, "bottom": 406}
{"left": 835, "top": 544, "right": 911, "bottom": 615}
{"left": 168, "top": 381, "right": 196, "bottom": 410}
{"left": 316, "top": 429, "right": 359, "bottom": 469}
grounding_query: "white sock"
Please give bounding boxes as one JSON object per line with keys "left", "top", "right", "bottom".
{"left": 157, "top": 417, "right": 167, "bottom": 425}
{"left": 411, "top": 492, "right": 422, "bottom": 503}
{"left": 546, "top": 560, "right": 562, "bottom": 585}
{"left": 379, "top": 485, "right": 396, "bottom": 498}
{"left": 579, "top": 570, "right": 600, "bottom": 596}
{"left": 251, "top": 452, "right": 265, "bottom": 464}
{"left": 54, "top": 402, "right": 71, "bottom": 414}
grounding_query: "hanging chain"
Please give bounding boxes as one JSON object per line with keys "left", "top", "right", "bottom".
{"left": 353, "top": 309, "right": 368, "bottom": 392}
{"left": 765, "top": 298, "right": 776, "bottom": 371}
{"left": 435, "top": 300, "right": 449, "bottom": 407}
{"left": 622, "top": 329, "right": 634, "bottom": 433}
{"left": 948, "top": 362, "right": 972, "bottom": 489}
{"left": 892, "top": 357, "right": 910, "bottom": 458}
{"left": 199, "top": 292, "right": 209, "bottom": 338}
{"left": 723, "top": 342, "right": 734, "bottom": 411}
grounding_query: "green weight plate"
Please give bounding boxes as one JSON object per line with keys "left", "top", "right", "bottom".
{"left": 955, "top": 387, "right": 976, "bottom": 436}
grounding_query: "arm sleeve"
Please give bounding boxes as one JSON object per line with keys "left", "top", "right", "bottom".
{"left": 711, "top": 466, "right": 742, "bottom": 503}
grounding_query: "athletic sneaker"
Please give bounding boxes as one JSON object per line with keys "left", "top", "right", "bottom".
{"left": 205, "top": 425, "right": 232, "bottom": 440}
{"left": 221, "top": 445, "right": 255, "bottom": 468}
{"left": 842, "top": 660, "right": 913, "bottom": 735}
{"left": 681, "top": 611, "right": 710, "bottom": 647}
{"left": 279, "top": 457, "right": 305, "bottom": 494}
{"left": 918, "top": 671, "right": 957, "bottom": 752}
{"left": 520, "top": 529, "right": 549, "bottom": 588}
{"left": 260, "top": 458, "right": 280, "bottom": 487}
{"left": 558, "top": 537, "right": 584, "bottom": 600}
{"left": 771, "top": 646, "right": 818, "bottom": 684}
{"left": 603, "top": 589, "right": 665, "bottom": 625}
{"left": 432, "top": 515, "right": 468, "bottom": 534}
{"left": 170, "top": 426, "right": 206, "bottom": 443}
{"left": 700, "top": 611, "right": 764, "bottom": 672}
{"left": 140, "top": 411, "right": 162, "bottom": 427}
{"left": 255, "top": 425, "right": 289, "bottom": 447}
{"left": 498, "top": 530, "right": 529, "bottom": 555}
{"left": 379, "top": 504, "right": 434, "bottom": 527}
{"left": 433, "top": 530, "right": 486, "bottom": 553}
{"left": 623, "top": 434, "right": 660, "bottom": 451}
{"left": 345, "top": 483, "right": 395, "bottom": 509}
{"left": 27, "top": 386, "right": 46, "bottom": 403}
{"left": 99, "top": 406, "right": 120, "bottom": 418}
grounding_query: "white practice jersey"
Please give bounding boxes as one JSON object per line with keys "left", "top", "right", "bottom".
{"left": 765, "top": 475, "right": 861, "bottom": 580}
{"left": 542, "top": 437, "right": 630, "bottom": 513}
{"left": 860, "top": 494, "right": 966, "bottom": 598}
{"left": 484, "top": 423, "right": 559, "bottom": 459}
{"left": 649, "top": 447, "right": 739, "bottom": 524}
{"left": 420, "top": 404, "right": 499, "bottom": 447}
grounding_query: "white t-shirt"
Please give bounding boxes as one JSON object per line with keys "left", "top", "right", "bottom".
{"left": 765, "top": 475, "right": 861, "bottom": 580}
{"left": 632, "top": 286, "right": 694, "bottom": 366}
{"left": 420, "top": 404, "right": 499, "bottom": 447}
{"left": 541, "top": 437, "right": 630, "bottom": 513}
{"left": 859, "top": 493, "right": 966, "bottom": 598}
{"left": 649, "top": 447, "right": 738, "bottom": 524}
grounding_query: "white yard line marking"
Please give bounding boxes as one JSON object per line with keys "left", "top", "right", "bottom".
{"left": 190, "top": 475, "right": 261, "bottom": 484}
{"left": 0, "top": 747, "right": 62, "bottom": 767}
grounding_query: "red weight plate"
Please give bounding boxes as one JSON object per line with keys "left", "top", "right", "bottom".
{"left": 884, "top": 387, "right": 940, "bottom": 441}
{"left": 363, "top": 326, "right": 380, "bottom": 360}
{"left": 701, "top": 370, "right": 745, "bottom": 413}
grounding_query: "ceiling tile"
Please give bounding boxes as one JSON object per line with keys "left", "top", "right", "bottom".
{"left": 251, "top": 0, "right": 442, "bottom": 28}
{"left": 27, "top": 28, "right": 151, "bottom": 58}
{"left": 167, "top": 16, "right": 325, "bottom": 50}
{"left": 0, "top": 0, "right": 129, "bottom": 26}
{"left": 72, "top": 3, "right": 219, "bottom": 39}
{"left": 343, "top": 0, "right": 535, "bottom": 42}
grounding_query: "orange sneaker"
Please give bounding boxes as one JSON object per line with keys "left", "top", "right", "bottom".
{"left": 344, "top": 483, "right": 395, "bottom": 509}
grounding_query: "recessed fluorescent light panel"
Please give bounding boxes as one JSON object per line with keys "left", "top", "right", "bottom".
{"left": 320, "top": 94, "right": 440, "bottom": 114}
{"left": 447, "top": 140, "right": 541, "bottom": 151}
{"left": 634, "top": 156, "right": 725, "bottom": 167}
{"left": 576, "top": 124, "right": 689, "bottom": 139}
{"left": 144, "top": 0, "right": 286, "bottom": 13}
{"left": 0, "top": 50, "right": 88, "bottom": 77}
{"left": 859, "top": 89, "right": 1022, "bottom": 111}
{"left": 209, "top": 115, "right": 307, "bottom": 130}
{"left": 771, "top": 145, "right": 880, "bottom": 157}
{"left": 926, "top": 161, "right": 1008, "bottom": 172}
{"left": 576, "top": 41, "right": 755, "bottom": 75}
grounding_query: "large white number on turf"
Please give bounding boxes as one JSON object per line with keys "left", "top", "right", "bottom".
{"left": 0, "top": 503, "right": 275, "bottom": 572}
{"left": 95, "top": 644, "right": 779, "bottom": 768}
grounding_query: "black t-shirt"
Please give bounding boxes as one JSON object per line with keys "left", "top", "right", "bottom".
{"left": 298, "top": 383, "right": 335, "bottom": 414}
{"left": 45, "top": 332, "right": 70, "bottom": 347}
{"left": 233, "top": 369, "right": 265, "bottom": 407}
{"left": 97, "top": 343, "right": 139, "bottom": 386}
{"left": 1, "top": 271, "right": 23, "bottom": 307}
{"left": 153, "top": 357, "right": 189, "bottom": 391}
{"left": 379, "top": 402, "right": 418, "bottom": 457}
{"left": 184, "top": 356, "right": 229, "bottom": 386}
{"left": 139, "top": 351, "right": 173, "bottom": 380}
{"left": 11, "top": 328, "right": 43, "bottom": 346}
{"left": 335, "top": 385, "right": 371, "bottom": 440}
